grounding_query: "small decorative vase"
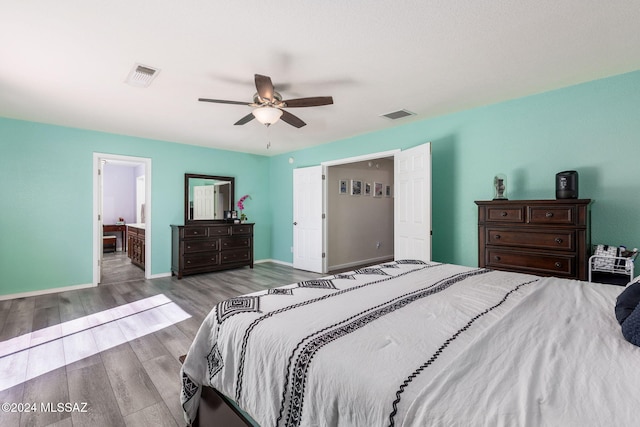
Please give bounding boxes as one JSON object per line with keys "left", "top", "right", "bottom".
{"left": 493, "top": 174, "right": 508, "bottom": 200}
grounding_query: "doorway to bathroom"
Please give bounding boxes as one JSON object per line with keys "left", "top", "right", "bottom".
{"left": 93, "top": 153, "right": 152, "bottom": 285}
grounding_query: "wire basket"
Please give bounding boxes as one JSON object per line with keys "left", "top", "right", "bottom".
{"left": 589, "top": 245, "right": 638, "bottom": 282}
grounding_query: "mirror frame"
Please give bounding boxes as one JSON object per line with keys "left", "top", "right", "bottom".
{"left": 184, "top": 173, "right": 235, "bottom": 224}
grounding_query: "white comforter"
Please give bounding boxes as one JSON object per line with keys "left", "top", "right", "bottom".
{"left": 181, "top": 261, "right": 640, "bottom": 426}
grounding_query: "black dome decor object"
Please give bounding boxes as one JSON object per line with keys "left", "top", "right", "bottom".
{"left": 556, "top": 170, "right": 578, "bottom": 199}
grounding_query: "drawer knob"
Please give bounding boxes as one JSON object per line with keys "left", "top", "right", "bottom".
{"left": 494, "top": 234, "right": 501, "bottom": 240}
{"left": 494, "top": 255, "right": 501, "bottom": 261}
{"left": 545, "top": 212, "right": 554, "bottom": 218}
{"left": 193, "top": 231, "right": 199, "bottom": 234}
{"left": 555, "top": 262, "right": 562, "bottom": 268}
{"left": 555, "top": 238, "right": 563, "bottom": 244}
{"left": 187, "top": 261, "right": 191, "bottom": 264}
{"left": 501, "top": 212, "right": 508, "bottom": 217}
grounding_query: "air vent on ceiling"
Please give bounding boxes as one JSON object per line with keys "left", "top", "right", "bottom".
{"left": 125, "top": 63, "right": 160, "bottom": 88}
{"left": 379, "top": 109, "right": 416, "bottom": 120}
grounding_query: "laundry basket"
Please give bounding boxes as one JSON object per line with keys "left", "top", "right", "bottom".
{"left": 588, "top": 244, "right": 638, "bottom": 283}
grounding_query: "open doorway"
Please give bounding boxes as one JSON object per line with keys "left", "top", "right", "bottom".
{"left": 93, "top": 153, "right": 152, "bottom": 285}
{"left": 325, "top": 157, "right": 395, "bottom": 271}
{"left": 293, "top": 150, "right": 399, "bottom": 273}
{"left": 292, "top": 144, "right": 431, "bottom": 274}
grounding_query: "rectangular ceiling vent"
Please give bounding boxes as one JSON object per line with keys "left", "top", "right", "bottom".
{"left": 379, "top": 109, "right": 416, "bottom": 120}
{"left": 125, "top": 63, "right": 160, "bottom": 88}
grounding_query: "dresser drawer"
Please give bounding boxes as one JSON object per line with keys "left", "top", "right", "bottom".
{"left": 487, "top": 228, "right": 575, "bottom": 251}
{"left": 231, "top": 224, "right": 253, "bottom": 235}
{"left": 486, "top": 249, "right": 575, "bottom": 277}
{"left": 221, "top": 249, "right": 251, "bottom": 264}
{"left": 220, "top": 236, "right": 251, "bottom": 250}
{"left": 485, "top": 206, "right": 525, "bottom": 222}
{"left": 184, "top": 252, "right": 219, "bottom": 268}
{"left": 208, "top": 226, "right": 231, "bottom": 236}
{"left": 183, "top": 239, "right": 219, "bottom": 253}
{"left": 528, "top": 206, "right": 575, "bottom": 225}
{"left": 183, "top": 226, "right": 208, "bottom": 238}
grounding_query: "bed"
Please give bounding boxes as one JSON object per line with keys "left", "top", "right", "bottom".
{"left": 180, "top": 260, "right": 640, "bottom": 426}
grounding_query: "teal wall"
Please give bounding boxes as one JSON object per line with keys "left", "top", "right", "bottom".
{"left": 1, "top": 70, "right": 639, "bottom": 296}
{"left": 0, "top": 120, "right": 269, "bottom": 295}
{"left": 269, "top": 70, "right": 640, "bottom": 267}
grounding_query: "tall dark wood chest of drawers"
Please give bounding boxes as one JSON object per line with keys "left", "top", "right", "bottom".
{"left": 476, "top": 199, "right": 591, "bottom": 280}
{"left": 171, "top": 223, "right": 254, "bottom": 279}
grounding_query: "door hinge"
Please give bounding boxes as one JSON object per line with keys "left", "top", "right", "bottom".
{"left": 322, "top": 174, "right": 326, "bottom": 180}
{"left": 322, "top": 213, "right": 326, "bottom": 219}
{"left": 322, "top": 252, "right": 326, "bottom": 258}
{"left": 98, "top": 214, "right": 101, "bottom": 221}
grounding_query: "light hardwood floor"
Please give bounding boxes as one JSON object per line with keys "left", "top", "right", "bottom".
{"left": 0, "top": 262, "right": 324, "bottom": 427}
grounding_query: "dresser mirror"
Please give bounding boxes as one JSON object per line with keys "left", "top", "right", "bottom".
{"left": 185, "top": 173, "right": 235, "bottom": 223}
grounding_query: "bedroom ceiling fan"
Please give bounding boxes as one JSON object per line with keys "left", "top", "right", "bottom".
{"left": 198, "top": 74, "right": 334, "bottom": 128}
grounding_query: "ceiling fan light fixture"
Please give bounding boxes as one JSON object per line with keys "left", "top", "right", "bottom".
{"left": 252, "top": 106, "right": 283, "bottom": 126}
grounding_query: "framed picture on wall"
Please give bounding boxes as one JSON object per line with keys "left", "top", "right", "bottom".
{"left": 351, "top": 179, "right": 362, "bottom": 196}
{"left": 364, "top": 182, "right": 372, "bottom": 196}
{"left": 385, "top": 185, "right": 392, "bottom": 197}
{"left": 339, "top": 179, "right": 348, "bottom": 195}
{"left": 374, "top": 182, "right": 384, "bottom": 198}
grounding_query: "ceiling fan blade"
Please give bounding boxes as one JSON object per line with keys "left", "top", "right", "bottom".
{"left": 254, "top": 74, "right": 275, "bottom": 102}
{"left": 280, "top": 110, "right": 306, "bottom": 128}
{"left": 282, "top": 96, "right": 334, "bottom": 108}
{"left": 234, "top": 113, "right": 255, "bottom": 126}
{"left": 199, "top": 98, "right": 249, "bottom": 106}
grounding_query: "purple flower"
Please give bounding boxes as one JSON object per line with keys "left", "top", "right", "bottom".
{"left": 237, "top": 194, "right": 250, "bottom": 211}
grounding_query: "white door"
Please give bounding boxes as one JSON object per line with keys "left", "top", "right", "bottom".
{"left": 293, "top": 166, "right": 324, "bottom": 272}
{"left": 394, "top": 142, "right": 432, "bottom": 262}
{"left": 193, "top": 185, "right": 215, "bottom": 219}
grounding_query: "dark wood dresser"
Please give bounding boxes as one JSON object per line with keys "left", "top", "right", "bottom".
{"left": 476, "top": 199, "right": 591, "bottom": 280}
{"left": 171, "top": 223, "right": 254, "bottom": 279}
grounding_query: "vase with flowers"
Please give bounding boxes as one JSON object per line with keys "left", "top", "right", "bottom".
{"left": 237, "top": 194, "right": 251, "bottom": 223}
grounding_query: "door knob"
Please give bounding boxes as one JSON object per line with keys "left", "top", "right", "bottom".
{"left": 293, "top": 222, "right": 298, "bottom": 225}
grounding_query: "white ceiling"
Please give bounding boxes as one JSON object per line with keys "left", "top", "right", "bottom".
{"left": 2, "top": 1, "right": 639, "bottom": 156}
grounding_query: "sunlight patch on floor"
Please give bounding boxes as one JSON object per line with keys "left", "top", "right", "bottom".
{"left": 0, "top": 294, "right": 191, "bottom": 391}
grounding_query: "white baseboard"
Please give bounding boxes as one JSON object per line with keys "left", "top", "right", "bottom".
{"left": 149, "top": 272, "right": 172, "bottom": 279}
{"left": 255, "top": 258, "right": 293, "bottom": 267}
{"left": 0, "top": 282, "right": 96, "bottom": 301}
{"left": 328, "top": 255, "right": 394, "bottom": 272}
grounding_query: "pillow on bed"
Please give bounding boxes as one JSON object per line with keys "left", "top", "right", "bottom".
{"left": 615, "top": 280, "right": 640, "bottom": 325}
{"left": 621, "top": 302, "right": 640, "bottom": 347}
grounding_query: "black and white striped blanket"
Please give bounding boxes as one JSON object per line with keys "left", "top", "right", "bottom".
{"left": 181, "top": 261, "right": 640, "bottom": 426}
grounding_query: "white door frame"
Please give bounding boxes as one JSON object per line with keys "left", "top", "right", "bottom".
{"left": 92, "top": 153, "right": 152, "bottom": 285}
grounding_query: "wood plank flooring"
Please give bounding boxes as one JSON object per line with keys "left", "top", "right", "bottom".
{"left": 0, "top": 262, "right": 324, "bottom": 427}
{"left": 100, "top": 252, "right": 145, "bottom": 285}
